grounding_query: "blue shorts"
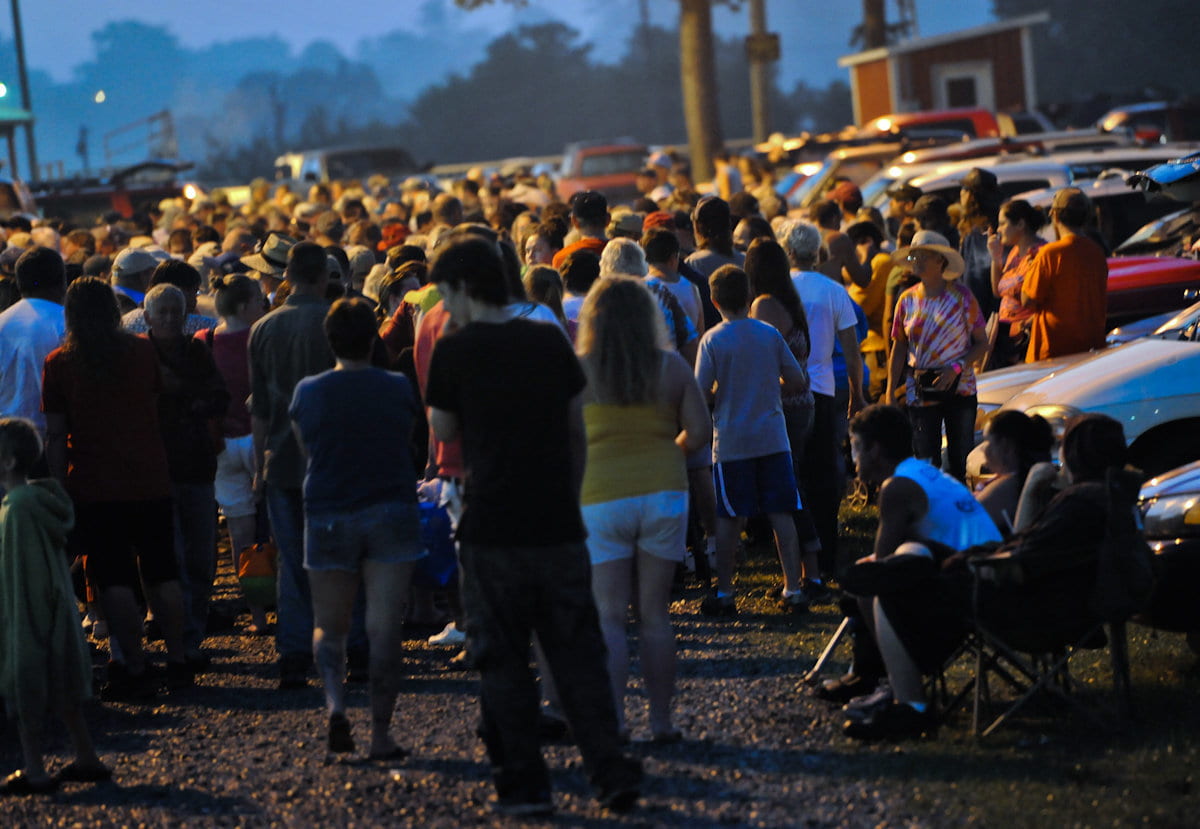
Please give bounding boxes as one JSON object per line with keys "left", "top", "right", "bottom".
{"left": 713, "top": 451, "right": 802, "bottom": 518}
{"left": 304, "top": 500, "right": 425, "bottom": 572}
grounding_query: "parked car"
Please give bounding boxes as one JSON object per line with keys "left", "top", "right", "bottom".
{"left": 982, "top": 333, "right": 1200, "bottom": 479}
{"left": 31, "top": 159, "right": 194, "bottom": 226}
{"left": 273, "top": 144, "right": 419, "bottom": 184}
{"left": 856, "top": 108, "right": 1008, "bottom": 141}
{"left": 1116, "top": 204, "right": 1200, "bottom": 257}
{"left": 0, "top": 173, "right": 38, "bottom": 221}
{"left": 1097, "top": 101, "right": 1200, "bottom": 144}
{"left": 970, "top": 278, "right": 1200, "bottom": 480}
{"left": 1128, "top": 149, "right": 1200, "bottom": 203}
{"left": 1019, "top": 175, "right": 1183, "bottom": 253}
{"left": 1137, "top": 460, "right": 1200, "bottom": 653}
{"left": 555, "top": 140, "right": 647, "bottom": 205}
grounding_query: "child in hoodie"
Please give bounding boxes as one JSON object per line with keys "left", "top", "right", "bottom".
{"left": 0, "top": 417, "right": 109, "bottom": 794}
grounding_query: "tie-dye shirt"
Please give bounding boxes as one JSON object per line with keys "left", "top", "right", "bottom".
{"left": 891, "top": 280, "right": 985, "bottom": 404}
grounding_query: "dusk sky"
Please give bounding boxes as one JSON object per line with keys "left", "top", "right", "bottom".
{"left": 12, "top": 0, "right": 993, "bottom": 88}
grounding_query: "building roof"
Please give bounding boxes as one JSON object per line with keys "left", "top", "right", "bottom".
{"left": 0, "top": 104, "right": 34, "bottom": 128}
{"left": 838, "top": 12, "right": 1051, "bottom": 68}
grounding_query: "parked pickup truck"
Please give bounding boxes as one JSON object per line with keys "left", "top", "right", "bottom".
{"left": 555, "top": 140, "right": 647, "bottom": 205}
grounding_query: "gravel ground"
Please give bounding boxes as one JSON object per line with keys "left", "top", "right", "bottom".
{"left": 2, "top": 542, "right": 1195, "bottom": 828}
{"left": 0, "top": 550, "right": 928, "bottom": 828}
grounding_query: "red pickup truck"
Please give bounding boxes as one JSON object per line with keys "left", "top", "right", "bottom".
{"left": 555, "top": 141, "right": 648, "bottom": 205}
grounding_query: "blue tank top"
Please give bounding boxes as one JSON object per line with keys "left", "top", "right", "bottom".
{"left": 893, "top": 457, "right": 1001, "bottom": 551}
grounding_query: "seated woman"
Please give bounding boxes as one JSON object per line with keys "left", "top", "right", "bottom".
{"left": 975, "top": 411, "right": 1054, "bottom": 536}
{"left": 848, "top": 413, "right": 1136, "bottom": 741}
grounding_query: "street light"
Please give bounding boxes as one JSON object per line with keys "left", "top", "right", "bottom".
{"left": 0, "top": 82, "right": 7, "bottom": 98}
{"left": 94, "top": 90, "right": 106, "bottom": 104}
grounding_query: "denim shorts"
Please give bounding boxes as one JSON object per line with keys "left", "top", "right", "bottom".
{"left": 304, "top": 500, "right": 425, "bottom": 572}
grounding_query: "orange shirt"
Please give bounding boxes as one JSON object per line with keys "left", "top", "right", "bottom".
{"left": 551, "top": 236, "right": 606, "bottom": 272}
{"left": 1024, "top": 234, "right": 1107, "bottom": 362}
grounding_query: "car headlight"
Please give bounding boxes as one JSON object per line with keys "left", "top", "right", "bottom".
{"left": 1141, "top": 494, "right": 1200, "bottom": 538}
{"left": 1023, "top": 404, "right": 1083, "bottom": 444}
{"left": 974, "top": 403, "right": 1000, "bottom": 440}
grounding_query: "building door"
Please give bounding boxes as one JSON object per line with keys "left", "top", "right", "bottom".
{"left": 931, "top": 61, "right": 994, "bottom": 111}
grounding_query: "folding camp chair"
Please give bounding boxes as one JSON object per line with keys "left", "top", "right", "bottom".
{"left": 965, "top": 552, "right": 1135, "bottom": 738}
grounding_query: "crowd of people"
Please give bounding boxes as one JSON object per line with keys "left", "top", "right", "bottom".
{"left": 0, "top": 152, "right": 1124, "bottom": 809}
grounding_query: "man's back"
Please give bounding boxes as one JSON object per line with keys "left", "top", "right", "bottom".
{"left": 0, "top": 299, "right": 66, "bottom": 430}
{"left": 425, "top": 318, "right": 586, "bottom": 546}
{"left": 791, "top": 270, "right": 857, "bottom": 397}
{"left": 248, "top": 294, "right": 333, "bottom": 488}
{"left": 892, "top": 456, "right": 1001, "bottom": 550}
{"left": 695, "top": 318, "right": 798, "bottom": 463}
{"left": 1025, "top": 234, "right": 1108, "bottom": 361}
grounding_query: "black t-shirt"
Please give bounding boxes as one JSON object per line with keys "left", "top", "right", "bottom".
{"left": 425, "top": 318, "right": 587, "bottom": 545}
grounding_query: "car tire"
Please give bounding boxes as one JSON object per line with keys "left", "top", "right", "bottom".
{"left": 1188, "top": 630, "right": 1200, "bottom": 656}
{"left": 1129, "top": 422, "right": 1200, "bottom": 478}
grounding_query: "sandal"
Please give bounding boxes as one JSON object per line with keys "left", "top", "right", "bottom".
{"left": 0, "top": 770, "right": 58, "bottom": 796}
{"left": 54, "top": 762, "right": 113, "bottom": 784}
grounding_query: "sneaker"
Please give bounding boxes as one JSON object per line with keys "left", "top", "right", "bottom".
{"left": 278, "top": 654, "right": 311, "bottom": 690}
{"left": 101, "top": 662, "right": 159, "bottom": 702}
{"left": 427, "top": 622, "right": 466, "bottom": 647}
{"left": 165, "top": 661, "right": 195, "bottom": 691}
{"left": 801, "top": 579, "right": 834, "bottom": 605}
{"left": 495, "top": 791, "right": 554, "bottom": 817}
{"left": 842, "top": 702, "right": 936, "bottom": 741}
{"left": 699, "top": 593, "right": 737, "bottom": 617}
{"left": 328, "top": 712, "right": 356, "bottom": 754}
{"left": 537, "top": 712, "right": 570, "bottom": 742}
{"left": 779, "top": 591, "right": 810, "bottom": 615}
{"left": 842, "top": 679, "right": 894, "bottom": 723}
{"left": 595, "top": 757, "right": 642, "bottom": 813}
{"left": 812, "top": 672, "right": 877, "bottom": 705}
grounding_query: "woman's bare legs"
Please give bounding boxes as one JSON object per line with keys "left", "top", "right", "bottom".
{"left": 590, "top": 557, "right": 634, "bottom": 734}
{"left": 361, "top": 559, "right": 416, "bottom": 757}
{"left": 309, "top": 569, "right": 359, "bottom": 717}
{"left": 635, "top": 551, "right": 678, "bottom": 737}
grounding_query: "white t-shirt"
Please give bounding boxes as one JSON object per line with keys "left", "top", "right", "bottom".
{"left": 0, "top": 298, "right": 67, "bottom": 431}
{"left": 790, "top": 270, "right": 857, "bottom": 397}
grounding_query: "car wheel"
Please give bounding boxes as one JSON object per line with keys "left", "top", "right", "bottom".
{"left": 1130, "top": 422, "right": 1200, "bottom": 478}
{"left": 1189, "top": 630, "right": 1200, "bottom": 656}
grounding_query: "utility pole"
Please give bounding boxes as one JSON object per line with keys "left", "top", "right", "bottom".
{"left": 10, "top": 0, "right": 38, "bottom": 181}
{"left": 680, "top": 0, "right": 722, "bottom": 183}
{"left": 745, "top": 0, "right": 777, "bottom": 144}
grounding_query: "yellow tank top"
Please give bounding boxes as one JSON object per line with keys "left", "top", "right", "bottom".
{"left": 580, "top": 402, "right": 687, "bottom": 505}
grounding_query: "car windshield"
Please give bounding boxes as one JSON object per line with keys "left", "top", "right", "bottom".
{"left": 325, "top": 148, "right": 415, "bottom": 180}
{"left": 790, "top": 159, "right": 835, "bottom": 206}
{"left": 578, "top": 151, "right": 644, "bottom": 177}
{"left": 860, "top": 173, "right": 896, "bottom": 209}
{"left": 1117, "top": 206, "right": 1200, "bottom": 254}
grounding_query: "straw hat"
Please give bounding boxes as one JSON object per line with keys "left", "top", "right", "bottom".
{"left": 892, "top": 230, "right": 964, "bottom": 279}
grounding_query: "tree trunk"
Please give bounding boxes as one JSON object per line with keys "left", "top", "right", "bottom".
{"left": 679, "top": 0, "right": 721, "bottom": 184}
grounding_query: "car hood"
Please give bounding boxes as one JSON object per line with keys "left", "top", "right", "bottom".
{"left": 975, "top": 351, "right": 1098, "bottom": 407}
{"left": 1005, "top": 339, "right": 1200, "bottom": 411}
{"left": 1141, "top": 458, "right": 1200, "bottom": 499}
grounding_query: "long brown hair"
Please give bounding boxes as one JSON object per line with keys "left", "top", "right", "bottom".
{"left": 576, "top": 277, "right": 665, "bottom": 406}
{"left": 61, "top": 277, "right": 133, "bottom": 377}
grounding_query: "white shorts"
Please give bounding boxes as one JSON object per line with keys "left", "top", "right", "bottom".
{"left": 214, "top": 434, "right": 256, "bottom": 519}
{"left": 582, "top": 490, "right": 689, "bottom": 565}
